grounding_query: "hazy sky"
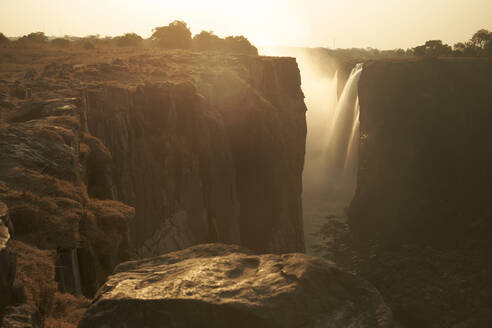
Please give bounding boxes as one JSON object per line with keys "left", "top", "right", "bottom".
{"left": 1, "top": 0, "right": 491, "bottom": 49}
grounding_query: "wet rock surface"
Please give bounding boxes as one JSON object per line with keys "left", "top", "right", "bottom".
{"left": 79, "top": 243, "right": 391, "bottom": 328}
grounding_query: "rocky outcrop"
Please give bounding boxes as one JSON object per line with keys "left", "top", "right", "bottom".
{"left": 349, "top": 58, "right": 492, "bottom": 327}
{"left": 79, "top": 243, "right": 391, "bottom": 328}
{"left": 0, "top": 50, "right": 307, "bottom": 326}
{"left": 0, "top": 95, "right": 134, "bottom": 305}
{"left": 87, "top": 55, "right": 306, "bottom": 254}
{"left": 350, "top": 58, "right": 492, "bottom": 245}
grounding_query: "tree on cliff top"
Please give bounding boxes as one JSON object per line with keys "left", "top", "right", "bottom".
{"left": 192, "top": 31, "right": 223, "bottom": 51}
{"left": 114, "top": 33, "right": 143, "bottom": 47}
{"left": 0, "top": 33, "right": 9, "bottom": 44}
{"left": 471, "top": 29, "right": 491, "bottom": 49}
{"left": 192, "top": 31, "right": 258, "bottom": 55}
{"left": 151, "top": 21, "right": 192, "bottom": 49}
{"left": 18, "top": 32, "right": 48, "bottom": 44}
{"left": 223, "top": 36, "right": 258, "bottom": 55}
{"left": 413, "top": 40, "right": 452, "bottom": 58}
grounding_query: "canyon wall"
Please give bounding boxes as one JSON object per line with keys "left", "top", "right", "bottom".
{"left": 349, "top": 59, "right": 492, "bottom": 327}
{"left": 0, "top": 52, "right": 307, "bottom": 324}
{"left": 0, "top": 95, "right": 134, "bottom": 327}
{"left": 87, "top": 56, "right": 307, "bottom": 255}
{"left": 350, "top": 58, "right": 492, "bottom": 246}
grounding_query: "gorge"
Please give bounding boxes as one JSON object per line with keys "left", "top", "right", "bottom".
{"left": 1, "top": 43, "right": 492, "bottom": 328}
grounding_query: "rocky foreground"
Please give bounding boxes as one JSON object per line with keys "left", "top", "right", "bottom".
{"left": 79, "top": 243, "right": 391, "bottom": 328}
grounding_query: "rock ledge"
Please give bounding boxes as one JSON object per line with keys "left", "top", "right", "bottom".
{"left": 79, "top": 243, "right": 391, "bottom": 328}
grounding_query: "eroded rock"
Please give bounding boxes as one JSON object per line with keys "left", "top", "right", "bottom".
{"left": 79, "top": 244, "right": 392, "bottom": 328}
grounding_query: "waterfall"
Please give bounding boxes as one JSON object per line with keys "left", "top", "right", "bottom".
{"left": 301, "top": 62, "right": 363, "bottom": 258}
{"left": 324, "top": 63, "right": 364, "bottom": 202}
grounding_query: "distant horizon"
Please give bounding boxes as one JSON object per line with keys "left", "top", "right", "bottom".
{"left": 1, "top": 0, "right": 491, "bottom": 50}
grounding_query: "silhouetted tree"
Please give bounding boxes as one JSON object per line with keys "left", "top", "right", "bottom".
{"left": 18, "top": 32, "right": 48, "bottom": 44}
{"left": 192, "top": 31, "right": 223, "bottom": 51}
{"left": 114, "top": 33, "right": 143, "bottom": 47}
{"left": 453, "top": 42, "right": 466, "bottom": 53}
{"left": 0, "top": 33, "right": 9, "bottom": 44}
{"left": 412, "top": 45, "right": 426, "bottom": 57}
{"left": 394, "top": 48, "right": 405, "bottom": 56}
{"left": 151, "top": 21, "right": 192, "bottom": 49}
{"left": 485, "top": 39, "right": 492, "bottom": 54}
{"left": 471, "top": 29, "right": 491, "bottom": 49}
{"left": 426, "top": 40, "right": 452, "bottom": 57}
{"left": 223, "top": 36, "right": 258, "bottom": 55}
{"left": 413, "top": 40, "right": 452, "bottom": 58}
{"left": 192, "top": 31, "right": 258, "bottom": 55}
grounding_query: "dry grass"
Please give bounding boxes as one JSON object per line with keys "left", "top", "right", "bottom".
{"left": 0, "top": 180, "right": 82, "bottom": 249}
{"left": 44, "top": 293, "right": 91, "bottom": 328}
{"left": 8, "top": 240, "right": 57, "bottom": 318}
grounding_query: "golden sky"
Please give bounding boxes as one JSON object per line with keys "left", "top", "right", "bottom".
{"left": 1, "top": 0, "right": 491, "bottom": 49}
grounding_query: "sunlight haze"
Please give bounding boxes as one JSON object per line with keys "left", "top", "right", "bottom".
{"left": 1, "top": 0, "right": 491, "bottom": 49}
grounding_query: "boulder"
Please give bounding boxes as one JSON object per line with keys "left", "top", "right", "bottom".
{"left": 79, "top": 244, "right": 391, "bottom": 328}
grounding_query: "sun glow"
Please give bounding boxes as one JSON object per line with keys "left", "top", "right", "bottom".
{"left": 1, "top": 0, "right": 491, "bottom": 48}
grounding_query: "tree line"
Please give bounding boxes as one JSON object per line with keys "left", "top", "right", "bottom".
{"left": 0, "top": 20, "right": 258, "bottom": 55}
{"left": 412, "top": 29, "right": 492, "bottom": 57}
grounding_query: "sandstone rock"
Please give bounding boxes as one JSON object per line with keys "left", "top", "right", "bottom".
{"left": 79, "top": 244, "right": 392, "bottom": 328}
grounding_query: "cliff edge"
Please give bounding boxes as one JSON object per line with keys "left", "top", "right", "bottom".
{"left": 0, "top": 48, "right": 307, "bottom": 325}
{"left": 349, "top": 58, "right": 492, "bottom": 327}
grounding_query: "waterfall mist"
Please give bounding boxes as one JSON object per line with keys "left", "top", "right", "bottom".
{"left": 260, "top": 47, "right": 362, "bottom": 256}
{"left": 261, "top": 48, "right": 362, "bottom": 204}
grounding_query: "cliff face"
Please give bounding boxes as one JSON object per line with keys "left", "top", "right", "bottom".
{"left": 0, "top": 50, "right": 307, "bottom": 325}
{"left": 349, "top": 59, "right": 492, "bottom": 327}
{"left": 350, "top": 59, "right": 492, "bottom": 246}
{"left": 87, "top": 56, "right": 306, "bottom": 255}
{"left": 0, "top": 96, "right": 134, "bottom": 327}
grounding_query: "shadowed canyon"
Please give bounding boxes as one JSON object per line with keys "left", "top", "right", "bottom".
{"left": 1, "top": 13, "right": 492, "bottom": 328}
